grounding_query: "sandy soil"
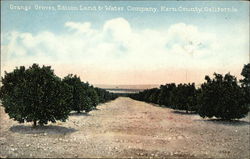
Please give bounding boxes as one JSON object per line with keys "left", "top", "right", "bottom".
{"left": 0, "top": 97, "right": 249, "bottom": 158}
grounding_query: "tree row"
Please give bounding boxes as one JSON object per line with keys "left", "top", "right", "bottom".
{"left": 0, "top": 64, "right": 117, "bottom": 126}
{"left": 129, "top": 63, "right": 250, "bottom": 120}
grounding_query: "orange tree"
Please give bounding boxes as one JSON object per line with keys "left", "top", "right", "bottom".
{"left": 240, "top": 63, "right": 250, "bottom": 108}
{"left": 198, "top": 73, "right": 249, "bottom": 120}
{"left": 62, "top": 74, "right": 90, "bottom": 113}
{"left": 0, "top": 64, "right": 72, "bottom": 126}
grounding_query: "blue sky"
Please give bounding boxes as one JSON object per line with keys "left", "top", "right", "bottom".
{"left": 1, "top": 1, "right": 249, "bottom": 85}
{"left": 2, "top": 1, "right": 248, "bottom": 33}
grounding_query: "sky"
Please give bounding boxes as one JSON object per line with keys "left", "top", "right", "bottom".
{"left": 1, "top": 0, "right": 249, "bottom": 85}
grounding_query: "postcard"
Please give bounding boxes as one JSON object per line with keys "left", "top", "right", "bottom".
{"left": 0, "top": 0, "right": 249, "bottom": 158}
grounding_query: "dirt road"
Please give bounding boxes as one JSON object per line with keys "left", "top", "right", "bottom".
{"left": 0, "top": 97, "right": 249, "bottom": 158}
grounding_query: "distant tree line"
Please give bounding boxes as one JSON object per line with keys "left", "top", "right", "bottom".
{"left": 62, "top": 74, "right": 117, "bottom": 113}
{"left": 0, "top": 64, "right": 117, "bottom": 127}
{"left": 130, "top": 63, "right": 250, "bottom": 120}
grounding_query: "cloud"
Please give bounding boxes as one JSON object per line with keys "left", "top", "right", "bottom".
{"left": 1, "top": 17, "right": 248, "bottom": 84}
{"left": 166, "top": 23, "right": 217, "bottom": 56}
{"left": 65, "top": 21, "right": 96, "bottom": 36}
{"left": 103, "top": 17, "right": 132, "bottom": 43}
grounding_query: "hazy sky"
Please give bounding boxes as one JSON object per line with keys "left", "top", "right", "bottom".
{"left": 1, "top": 1, "right": 249, "bottom": 85}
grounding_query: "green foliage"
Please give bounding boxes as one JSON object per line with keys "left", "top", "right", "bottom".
{"left": 158, "top": 83, "right": 176, "bottom": 106}
{"left": 170, "top": 83, "right": 197, "bottom": 112}
{"left": 94, "top": 87, "right": 117, "bottom": 103}
{"left": 0, "top": 64, "right": 72, "bottom": 126}
{"left": 240, "top": 63, "right": 250, "bottom": 88}
{"left": 86, "top": 85, "right": 99, "bottom": 109}
{"left": 240, "top": 63, "right": 250, "bottom": 108}
{"left": 130, "top": 70, "right": 249, "bottom": 119}
{"left": 63, "top": 74, "right": 86, "bottom": 113}
{"left": 129, "top": 83, "right": 198, "bottom": 113}
{"left": 62, "top": 75, "right": 95, "bottom": 113}
{"left": 198, "top": 73, "right": 249, "bottom": 120}
{"left": 63, "top": 75, "right": 117, "bottom": 113}
{"left": 82, "top": 82, "right": 99, "bottom": 112}
{"left": 0, "top": 64, "right": 118, "bottom": 126}
{"left": 148, "top": 88, "right": 160, "bottom": 104}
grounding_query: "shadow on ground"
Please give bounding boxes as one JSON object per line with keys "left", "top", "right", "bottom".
{"left": 10, "top": 125, "right": 77, "bottom": 135}
{"left": 172, "top": 110, "right": 197, "bottom": 115}
{"left": 194, "top": 119, "right": 250, "bottom": 126}
{"left": 69, "top": 112, "right": 91, "bottom": 116}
